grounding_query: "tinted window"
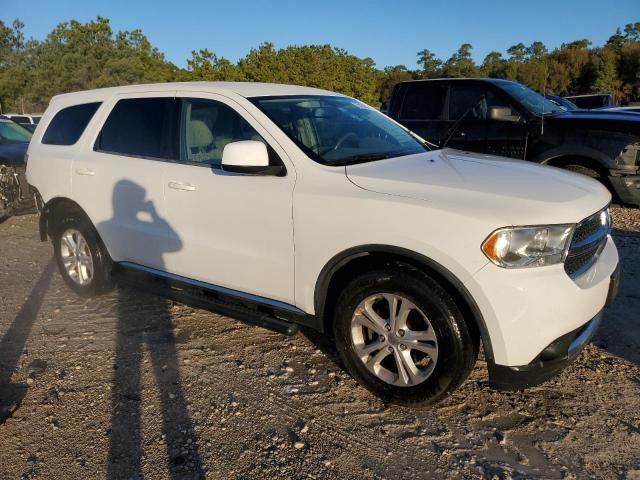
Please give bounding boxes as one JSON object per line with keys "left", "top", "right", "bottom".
{"left": 11, "top": 116, "right": 29, "bottom": 123}
{"left": 32, "top": 116, "right": 42, "bottom": 124}
{"left": 449, "top": 85, "right": 518, "bottom": 121}
{"left": 449, "top": 85, "right": 488, "bottom": 120}
{"left": 96, "top": 98, "right": 175, "bottom": 158}
{"left": 42, "top": 103, "right": 101, "bottom": 146}
{"left": 399, "top": 82, "right": 447, "bottom": 120}
{"left": 179, "top": 98, "right": 265, "bottom": 166}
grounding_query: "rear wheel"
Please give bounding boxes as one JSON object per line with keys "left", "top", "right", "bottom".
{"left": 333, "top": 264, "right": 478, "bottom": 405}
{"left": 52, "top": 214, "right": 114, "bottom": 297}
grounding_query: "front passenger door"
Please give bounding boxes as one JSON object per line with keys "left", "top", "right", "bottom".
{"left": 161, "top": 95, "right": 296, "bottom": 304}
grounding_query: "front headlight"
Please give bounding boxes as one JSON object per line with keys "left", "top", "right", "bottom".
{"left": 481, "top": 224, "right": 574, "bottom": 268}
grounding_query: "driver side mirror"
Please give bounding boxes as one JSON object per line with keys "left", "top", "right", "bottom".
{"left": 488, "top": 106, "right": 522, "bottom": 123}
{"left": 221, "top": 140, "right": 284, "bottom": 175}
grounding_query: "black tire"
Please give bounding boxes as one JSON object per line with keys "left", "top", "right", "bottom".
{"left": 333, "top": 263, "right": 478, "bottom": 405}
{"left": 52, "top": 213, "right": 114, "bottom": 297}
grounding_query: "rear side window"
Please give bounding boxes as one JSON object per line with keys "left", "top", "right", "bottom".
{"left": 11, "top": 116, "right": 29, "bottom": 123}
{"left": 42, "top": 103, "right": 101, "bottom": 145}
{"left": 95, "top": 98, "right": 175, "bottom": 159}
{"left": 399, "top": 82, "right": 447, "bottom": 120}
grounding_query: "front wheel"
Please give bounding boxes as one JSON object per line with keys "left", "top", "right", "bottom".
{"left": 52, "top": 214, "right": 114, "bottom": 297}
{"left": 333, "top": 265, "right": 478, "bottom": 405}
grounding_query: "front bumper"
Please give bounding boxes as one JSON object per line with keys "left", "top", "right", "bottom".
{"left": 488, "top": 263, "right": 620, "bottom": 391}
{"left": 609, "top": 174, "right": 640, "bottom": 206}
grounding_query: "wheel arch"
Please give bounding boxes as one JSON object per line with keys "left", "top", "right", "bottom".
{"left": 40, "top": 197, "right": 93, "bottom": 241}
{"left": 535, "top": 146, "right": 612, "bottom": 172}
{"left": 314, "top": 245, "right": 494, "bottom": 362}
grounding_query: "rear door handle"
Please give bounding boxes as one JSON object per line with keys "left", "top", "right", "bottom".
{"left": 75, "top": 167, "right": 95, "bottom": 176}
{"left": 168, "top": 181, "right": 196, "bottom": 191}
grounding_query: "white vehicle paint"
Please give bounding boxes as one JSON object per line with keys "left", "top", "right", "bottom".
{"left": 26, "top": 82, "right": 620, "bottom": 402}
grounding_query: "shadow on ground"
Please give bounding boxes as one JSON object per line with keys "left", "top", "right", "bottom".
{"left": 0, "top": 260, "right": 55, "bottom": 423}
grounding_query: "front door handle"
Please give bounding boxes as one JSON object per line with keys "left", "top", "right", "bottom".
{"left": 75, "top": 167, "right": 95, "bottom": 176}
{"left": 168, "top": 181, "right": 196, "bottom": 191}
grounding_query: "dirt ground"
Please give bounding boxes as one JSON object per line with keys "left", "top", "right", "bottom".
{"left": 0, "top": 209, "right": 638, "bottom": 480}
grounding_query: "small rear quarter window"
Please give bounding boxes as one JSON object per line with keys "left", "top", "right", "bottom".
{"left": 42, "top": 102, "right": 101, "bottom": 146}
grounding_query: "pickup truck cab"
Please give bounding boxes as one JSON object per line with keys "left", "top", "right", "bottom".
{"left": 26, "top": 82, "right": 620, "bottom": 404}
{"left": 387, "top": 78, "right": 640, "bottom": 207}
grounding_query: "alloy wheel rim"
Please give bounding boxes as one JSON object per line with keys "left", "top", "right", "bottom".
{"left": 350, "top": 293, "right": 438, "bottom": 387}
{"left": 60, "top": 228, "right": 94, "bottom": 286}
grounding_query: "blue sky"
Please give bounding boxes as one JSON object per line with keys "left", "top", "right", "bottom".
{"left": 1, "top": 0, "right": 637, "bottom": 69}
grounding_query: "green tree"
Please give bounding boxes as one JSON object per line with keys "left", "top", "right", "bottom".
{"left": 441, "top": 43, "right": 477, "bottom": 77}
{"left": 481, "top": 51, "right": 506, "bottom": 77}
{"left": 507, "top": 43, "right": 527, "bottom": 63}
{"left": 377, "top": 65, "right": 414, "bottom": 107}
{"left": 416, "top": 49, "right": 442, "bottom": 78}
{"left": 187, "top": 49, "right": 244, "bottom": 81}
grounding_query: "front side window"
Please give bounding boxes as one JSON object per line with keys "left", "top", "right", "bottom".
{"left": 0, "top": 119, "right": 32, "bottom": 144}
{"left": 449, "top": 85, "right": 520, "bottom": 121}
{"left": 251, "top": 95, "right": 429, "bottom": 165}
{"left": 42, "top": 102, "right": 101, "bottom": 146}
{"left": 95, "top": 98, "right": 174, "bottom": 159}
{"left": 11, "top": 116, "right": 29, "bottom": 124}
{"left": 179, "top": 98, "right": 265, "bottom": 166}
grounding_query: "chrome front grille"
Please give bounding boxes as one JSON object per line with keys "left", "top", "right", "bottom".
{"left": 564, "top": 208, "right": 610, "bottom": 278}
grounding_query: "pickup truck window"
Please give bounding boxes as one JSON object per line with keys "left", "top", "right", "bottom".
{"left": 251, "top": 95, "right": 429, "bottom": 165}
{"left": 500, "top": 82, "right": 563, "bottom": 116}
{"left": 400, "top": 82, "right": 447, "bottom": 121}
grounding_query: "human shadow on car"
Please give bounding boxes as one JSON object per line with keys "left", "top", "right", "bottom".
{"left": 100, "top": 180, "right": 204, "bottom": 479}
{"left": 0, "top": 260, "right": 55, "bottom": 424}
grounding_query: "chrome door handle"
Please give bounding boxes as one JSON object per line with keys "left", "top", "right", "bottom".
{"left": 75, "top": 167, "right": 95, "bottom": 176}
{"left": 168, "top": 181, "right": 196, "bottom": 191}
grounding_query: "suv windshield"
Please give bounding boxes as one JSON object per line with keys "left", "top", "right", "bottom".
{"left": 0, "top": 120, "right": 32, "bottom": 145}
{"left": 251, "top": 95, "right": 430, "bottom": 165}
{"left": 501, "top": 82, "right": 564, "bottom": 116}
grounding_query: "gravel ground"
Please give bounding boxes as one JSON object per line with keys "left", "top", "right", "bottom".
{"left": 0, "top": 210, "right": 639, "bottom": 480}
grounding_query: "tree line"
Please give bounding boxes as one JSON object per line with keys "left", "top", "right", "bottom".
{"left": 0, "top": 16, "right": 638, "bottom": 113}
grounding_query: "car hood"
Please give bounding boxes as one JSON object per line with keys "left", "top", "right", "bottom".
{"left": 548, "top": 110, "right": 640, "bottom": 136}
{"left": 345, "top": 149, "right": 611, "bottom": 226}
{"left": 0, "top": 142, "right": 28, "bottom": 166}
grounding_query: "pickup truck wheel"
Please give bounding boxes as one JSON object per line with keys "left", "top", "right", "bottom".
{"left": 52, "top": 214, "right": 114, "bottom": 297}
{"left": 333, "top": 265, "right": 478, "bottom": 405}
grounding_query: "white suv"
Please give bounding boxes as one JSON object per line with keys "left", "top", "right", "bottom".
{"left": 26, "top": 82, "right": 620, "bottom": 405}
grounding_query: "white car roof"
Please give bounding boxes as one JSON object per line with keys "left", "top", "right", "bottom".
{"left": 51, "top": 82, "right": 341, "bottom": 104}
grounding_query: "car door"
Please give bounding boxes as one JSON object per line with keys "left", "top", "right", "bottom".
{"left": 161, "top": 94, "right": 296, "bottom": 304}
{"left": 73, "top": 92, "right": 176, "bottom": 269}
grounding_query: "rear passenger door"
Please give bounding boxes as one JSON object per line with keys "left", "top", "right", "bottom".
{"left": 393, "top": 82, "right": 449, "bottom": 144}
{"left": 160, "top": 93, "right": 296, "bottom": 304}
{"left": 73, "top": 92, "right": 176, "bottom": 269}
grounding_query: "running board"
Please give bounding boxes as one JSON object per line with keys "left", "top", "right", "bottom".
{"left": 115, "top": 263, "right": 302, "bottom": 336}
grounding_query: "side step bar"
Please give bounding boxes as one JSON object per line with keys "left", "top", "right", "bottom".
{"left": 114, "top": 263, "right": 301, "bottom": 336}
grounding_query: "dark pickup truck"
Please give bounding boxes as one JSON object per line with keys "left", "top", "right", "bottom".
{"left": 386, "top": 78, "right": 640, "bottom": 206}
